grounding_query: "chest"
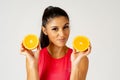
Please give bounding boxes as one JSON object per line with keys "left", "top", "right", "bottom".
{"left": 39, "top": 54, "right": 71, "bottom": 80}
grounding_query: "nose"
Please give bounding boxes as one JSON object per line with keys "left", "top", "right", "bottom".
{"left": 59, "top": 30, "right": 64, "bottom": 37}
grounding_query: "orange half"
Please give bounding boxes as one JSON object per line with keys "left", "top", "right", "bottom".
{"left": 73, "top": 36, "right": 90, "bottom": 52}
{"left": 23, "top": 34, "right": 39, "bottom": 50}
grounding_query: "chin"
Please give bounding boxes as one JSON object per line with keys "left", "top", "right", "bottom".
{"left": 57, "top": 43, "right": 66, "bottom": 47}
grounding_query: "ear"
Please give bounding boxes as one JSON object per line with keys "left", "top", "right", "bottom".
{"left": 42, "top": 27, "right": 47, "bottom": 35}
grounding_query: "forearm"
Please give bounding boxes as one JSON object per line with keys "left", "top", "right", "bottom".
{"left": 27, "top": 67, "right": 39, "bottom": 80}
{"left": 26, "top": 58, "right": 39, "bottom": 80}
{"left": 70, "top": 66, "right": 80, "bottom": 80}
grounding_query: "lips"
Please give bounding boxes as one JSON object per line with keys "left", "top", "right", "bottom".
{"left": 57, "top": 38, "right": 66, "bottom": 42}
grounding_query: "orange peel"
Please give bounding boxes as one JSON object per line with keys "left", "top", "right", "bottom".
{"left": 23, "top": 34, "right": 39, "bottom": 50}
{"left": 73, "top": 35, "right": 90, "bottom": 52}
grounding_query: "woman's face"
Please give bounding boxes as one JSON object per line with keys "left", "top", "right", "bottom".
{"left": 43, "top": 16, "right": 70, "bottom": 47}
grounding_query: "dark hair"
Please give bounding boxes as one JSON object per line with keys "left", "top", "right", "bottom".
{"left": 40, "top": 6, "right": 69, "bottom": 48}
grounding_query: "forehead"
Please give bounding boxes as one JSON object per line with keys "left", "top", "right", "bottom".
{"left": 46, "top": 16, "right": 69, "bottom": 27}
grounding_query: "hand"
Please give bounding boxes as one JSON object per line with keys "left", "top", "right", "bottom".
{"left": 20, "top": 43, "right": 41, "bottom": 66}
{"left": 71, "top": 45, "right": 91, "bottom": 67}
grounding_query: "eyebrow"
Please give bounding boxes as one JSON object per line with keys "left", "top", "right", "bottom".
{"left": 65, "top": 23, "right": 69, "bottom": 25}
{"left": 51, "top": 23, "right": 69, "bottom": 28}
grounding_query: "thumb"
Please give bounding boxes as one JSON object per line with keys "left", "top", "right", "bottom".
{"left": 34, "top": 43, "right": 41, "bottom": 59}
{"left": 72, "top": 48, "right": 76, "bottom": 54}
{"left": 71, "top": 48, "right": 77, "bottom": 61}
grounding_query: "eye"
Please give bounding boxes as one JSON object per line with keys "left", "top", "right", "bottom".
{"left": 63, "top": 26, "right": 69, "bottom": 29}
{"left": 52, "top": 27, "right": 58, "bottom": 31}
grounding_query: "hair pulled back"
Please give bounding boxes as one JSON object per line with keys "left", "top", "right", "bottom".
{"left": 40, "top": 6, "right": 69, "bottom": 48}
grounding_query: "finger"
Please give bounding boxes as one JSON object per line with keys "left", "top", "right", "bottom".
{"left": 20, "top": 43, "right": 28, "bottom": 52}
{"left": 88, "top": 42, "right": 92, "bottom": 53}
{"left": 87, "top": 45, "right": 92, "bottom": 54}
{"left": 20, "top": 42, "right": 34, "bottom": 57}
{"left": 20, "top": 45, "right": 24, "bottom": 52}
{"left": 72, "top": 48, "right": 81, "bottom": 60}
{"left": 20, "top": 43, "right": 26, "bottom": 55}
{"left": 82, "top": 46, "right": 91, "bottom": 56}
{"left": 73, "top": 52, "right": 86, "bottom": 65}
{"left": 73, "top": 47, "right": 80, "bottom": 54}
{"left": 34, "top": 43, "right": 41, "bottom": 59}
{"left": 20, "top": 43, "right": 24, "bottom": 50}
{"left": 71, "top": 48, "right": 76, "bottom": 61}
{"left": 37, "top": 42, "right": 41, "bottom": 51}
{"left": 25, "top": 51, "right": 34, "bottom": 61}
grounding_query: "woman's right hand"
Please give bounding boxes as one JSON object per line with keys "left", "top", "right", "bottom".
{"left": 20, "top": 43, "right": 41, "bottom": 68}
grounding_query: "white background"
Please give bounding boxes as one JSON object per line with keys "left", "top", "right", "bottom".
{"left": 0, "top": 0, "right": 120, "bottom": 80}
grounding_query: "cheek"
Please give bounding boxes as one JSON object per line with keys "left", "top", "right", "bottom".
{"left": 65, "top": 29, "right": 70, "bottom": 37}
{"left": 47, "top": 31, "right": 57, "bottom": 41}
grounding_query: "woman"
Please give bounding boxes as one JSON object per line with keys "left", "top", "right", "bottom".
{"left": 20, "top": 6, "right": 91, "bottom": 80}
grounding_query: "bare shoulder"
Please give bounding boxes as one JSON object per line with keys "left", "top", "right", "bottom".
{"left": 79, "top": 56, "right": 89, "bottom": 68}
{"left": 81, "top": 56, "right": 89, "bottom": 63}
{"left": 78, "top": 56, "right": 89, "bottom": 80}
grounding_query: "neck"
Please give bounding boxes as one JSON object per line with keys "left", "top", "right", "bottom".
{"left": 47, "top": 43, "right": 68, "bottom": 59}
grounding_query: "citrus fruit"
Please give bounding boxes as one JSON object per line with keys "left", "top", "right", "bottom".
{"left": 23, "top": 34, "right": 39, "bottom": 50}
{"left": 73, "top": 36, "right": 90, "bottom": 52}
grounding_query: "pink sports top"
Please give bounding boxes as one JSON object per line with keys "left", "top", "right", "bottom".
{"left": 38, "top": 47, "right": 73, "bottom": 80}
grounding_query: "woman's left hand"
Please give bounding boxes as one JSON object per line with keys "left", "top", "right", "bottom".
{"left": 71, "top": 45, "right": 91, "bottom": 67}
